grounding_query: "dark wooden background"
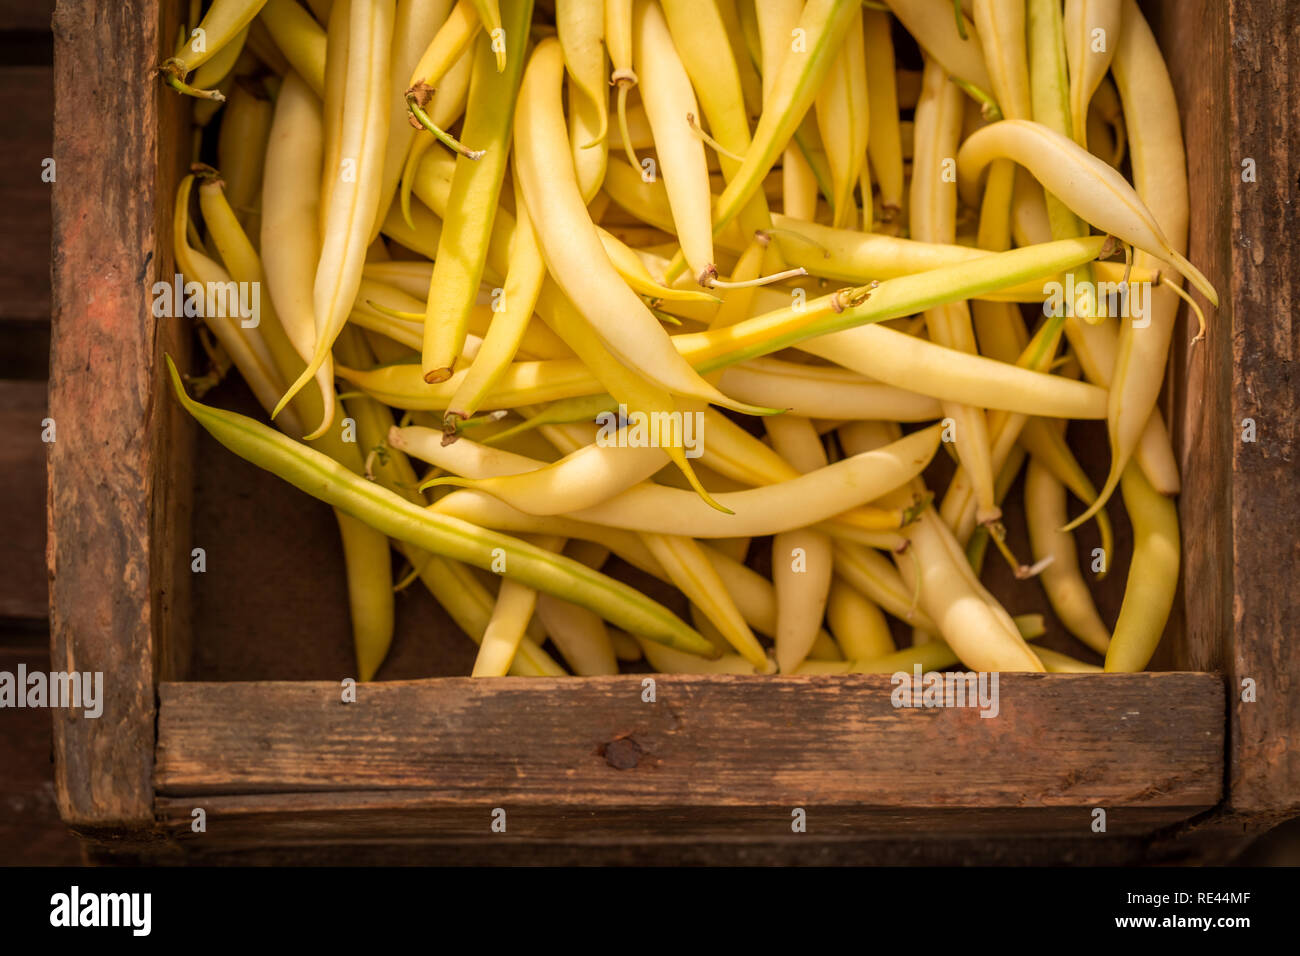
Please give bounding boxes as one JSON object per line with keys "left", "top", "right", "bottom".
{"left": 2, "top": 0, "right": 1297, "bottom": 866}
{"left": 0, "top": 0, "right": 84, "bottom": 865}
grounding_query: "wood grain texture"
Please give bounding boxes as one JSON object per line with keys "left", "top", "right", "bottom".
{"left": 149, "top": 795, "right": 1205, "bottom": 851}
{"left": 0, "top": 381, "right": 49, "bottom": 618}
{"left": 0, "top": 67, "right": 53, "bottom": 323}
{"left": 154, "top": 674, "right": 1223, "bottom": 846}
{"left": 1152, "top": 0, "right": 1300, "bottom": 820}
{"left": 47, "top": 0, "right": 191, "bottom": 832}
{"left": 1150, "top": 0, "right": 1234, "bottom": 678}
{"left": 1221, "top": 0, "right": 1300, "bottom": 818}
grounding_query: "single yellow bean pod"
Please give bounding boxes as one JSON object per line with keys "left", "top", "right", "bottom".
{"left": 1024, "top": 457, "right": 1111, "bottom": 655}
{"left": 827, "top": 577, "right": 897, "bottom": 660}
{"left": 260, "top": 0, "right": 328, "bottom": 95}
{"left": 162, "top": 0, "right": 269, "bottom": 98}
{"left": 1064, "top": 0, "right": 1123, "bottom": 146}
{"left": 957, "top": 119, "right": 1217, "bottom": 304}
{"left": 883, "top": 0, "right": 993, "bottom": 97}
{"left": 1105, "top": 463, "right": 1179, "bottom": 672}
{"left": 421, "top": 0, "right": 532, "bottom": 382}
{"left": 278, "top": 0, "right": 394, "bottom": 436}
{"left": 767, "top": 417, "right": 835, "bottom": 673}
{"left": 814, "top": 6, "right": 869, "bottom": 230}
{"left": 536, "top": 592, "right": 619, "bottom": 676}
{"left": 513, "top": 39, "right": 764, "bottom": 414}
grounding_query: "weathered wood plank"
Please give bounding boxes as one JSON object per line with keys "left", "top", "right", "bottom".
{"left": 1153, "top": 0, "right": 1300, "bottom": 819}
{"left": 0, "top": 67, "right": 53, "bottom": 323}
{"left": 150, "top": 794, "right": 1204, "bottom": 849}
{"left": 1151, "top": 2, "right": 1233, "bottom": 675}
{"left": 48, "top": 0, "right": 191, "bottom": 832}
{"left": 0, "top": 381, "right": 49, "bottom": 619}
{"left": 1220, "top": 0, "right": 1300, "bottom": 819}
{"left": 156, "top": 675, "right": 1223, "bottom": 832}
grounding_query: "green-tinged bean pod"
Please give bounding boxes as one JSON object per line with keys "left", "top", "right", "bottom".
{"left": 167, "top": 356, "right": 716, "bottom": 658}
{"left": 421, "top": 0, "right": 533, "bottom": 382}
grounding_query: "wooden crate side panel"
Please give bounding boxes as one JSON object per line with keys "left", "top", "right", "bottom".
{"left": 1222, "top": 0, "right": 1300, "bottom": 816}
{"left": 47, "top": 0, "right": 186, "bottom": 831}
{"left": 156, "top": 675, "right": 1223, "bottom": 832}
{"left": 152, "top": 9, "right": 197, "bottom": 690}
{"left": 1152, "top": 0, "right": 1299, "bottom": 820}
{"left": 1150, "top": 0, "right": 1234, "bottom": 678}
{"left": 152, "top": 793, "right": 1209, "bottom": 848}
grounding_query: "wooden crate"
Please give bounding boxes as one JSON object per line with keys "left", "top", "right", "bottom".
{"left": 47, "top": 0, "right": 1298, "bottom": 864}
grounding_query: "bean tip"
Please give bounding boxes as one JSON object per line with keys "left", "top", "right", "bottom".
{"left": 406, "top": 83, "right": 434, "bottom": 110}
{"left": 190, "top": 162, "right": 223, "bottom": 187}
{"left": 1017, "top": 556, "right": 1055, "bottom": 580}
{"left": 439, "top": 415, "right": 462, "bottom": 446}
{"left": 160, "top": 61, "right": 226, "bottom": 101}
